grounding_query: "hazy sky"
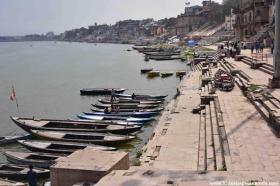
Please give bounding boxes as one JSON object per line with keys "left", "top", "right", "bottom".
{"left": 0, "top": 0, "right": 222, "bottom": 36}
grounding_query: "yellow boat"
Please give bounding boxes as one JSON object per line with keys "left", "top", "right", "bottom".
{"left": 147, "top": 71, "right": 160, "bottom": 78}
{"left": 176, "top": 71, "right": 186, "bottom": 77}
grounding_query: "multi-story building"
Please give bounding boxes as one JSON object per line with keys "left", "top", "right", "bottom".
{"left": 175, "top": 1, "right": 213, "bottom": 38}
{"left": 233, "top": 0, "right": 275, "bottom": 41}
{"left": 225, "top": 9, "right": 236, "bottom": 31}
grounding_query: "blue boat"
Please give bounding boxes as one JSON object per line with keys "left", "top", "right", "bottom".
{"left": 83, "top": 111, "right": 158, "bottom": 118}
{"left": 77, "top": 114, "right": 154, "bottom": 124}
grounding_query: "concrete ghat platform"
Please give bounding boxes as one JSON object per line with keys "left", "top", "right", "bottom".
{"left": 97, "top": 168, "right": 280, "bottom": 186}
{"left": 140, "top": 71, "right": 201, "bottom": 170}
{"left": 96, "top": 55, "right": 280, "bottom": 185}
{"left": 51, "top": 148, "right": 129, "bottom": 186}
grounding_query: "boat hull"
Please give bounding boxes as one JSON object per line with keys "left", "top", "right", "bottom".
{"left": 115, "top": 93, "right": 167, "bottom": 100}
{"left": 91, "top": 107, "right": 164, "bottom": 113}
{"left": 10, "top": 117, "right": 141, "bottom": 135}
{"left": 0, "top": 164, "right": 49, "bottom": 181}
{"left": 30, "top": 130, "right": 136, "bottom": 146}
{"left": 92, "top": 103, "right": 159, "bottom": 109}
{"left": 4, "top": 151, "right": 61, "bottom": 169}
{"left": 18, "top": 140, "right": 116, "bottom": 154}
{"left": 77, "top": 114, "right": 154, "bottom": 124}
{"left": 80, "top": 88, "right": 126, "bottom": 95}
{"left": 83, "top": 111, "right": 158, "bottom": 118}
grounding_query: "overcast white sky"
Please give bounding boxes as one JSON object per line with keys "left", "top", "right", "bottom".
{"left": 0, "top": 0, "right": 222, "bottom": 36}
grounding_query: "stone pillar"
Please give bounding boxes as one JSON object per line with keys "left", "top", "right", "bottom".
{"left": 269, "top": 0, "right": 280, "bottom": 88}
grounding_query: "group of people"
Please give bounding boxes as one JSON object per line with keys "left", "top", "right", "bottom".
{"left": 219, "top": 41, "right": 242, "bottom": 59}
{"left": 250, "top": 41, "right": 265, "bottom": 54}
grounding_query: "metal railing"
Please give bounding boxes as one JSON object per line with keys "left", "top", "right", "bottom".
{"left": 251, "top": 52, "right": 269, "bottom": 64}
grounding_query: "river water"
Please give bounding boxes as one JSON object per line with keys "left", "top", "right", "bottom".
{"left": 0, "top": 41, "right": 190, "bottom": 162}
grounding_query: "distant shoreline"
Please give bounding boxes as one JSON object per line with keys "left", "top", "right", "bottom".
{"left": 0, "top": 40, "right": 137, "bottom": 45}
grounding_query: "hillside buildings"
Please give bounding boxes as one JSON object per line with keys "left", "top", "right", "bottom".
{"left": 175, "top": 1, "right": 214, "bottom": 38}
{"left": 233, "top": 0, "right": 276, "bottom": 41}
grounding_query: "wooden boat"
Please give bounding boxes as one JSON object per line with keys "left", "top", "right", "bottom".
{"left": 118, "top": 97, "right": 165, "bottom": 102}
{"left": 176, "top": 71, "right": 186, "bottom": 77}
{"left": 0, "top": 134, "right": 30, "bottom": 145}
{"left": 68, "top": 118, "right": 142, "bottom": 126}
{"left": 29, "top": 130, "right": 135, "bottom": 146}
{"left": 144, "top": 51, "right": 181, "bottom": 56}
{"left": 91, "top": 107, "right": 164, "bottom": 113}
{"left": 83, "top": 111, "right": 158, "bottom": 118}
{"left": 4, "top": 151, "right": 62, "bottom": 168}
{"left": 147, "top": 71, "right": 160, "bottom": 78}
{"left": 98, "top": 98, "right": 163, "bottom": 105}
{"left": 10, "top": 117, "right": 141, "bottom": 135}
{"left": 18, "top": 140, "right": 116, "bottom": 154}
{"left": 0, "top": 164, "right": 49, "bottom": 180}
{"left": 0, "top": 178, "right": 25, "bottom": 185}
{"left": 135, "top": 47, "right": 160, "bottom": 53}
{"left": 115, "top": 93, "right": 167, "bottom": 100}
{"left": 148, "top": 55, "right": 181, "bottom": 61}
{"left": 92, "top": 103, "right": 159, "bottom": 109}
{"left": 214, "top": 69, "right": 235, "bottom": 91}
{"left": 161, "top": 72, "right": 174, "bottom": 78}
{"left": 80, "top": 88, "right": 126, "bottom": 95}
{"left": 141, "top": 68, "right": 153, "bottom": 74}
{"left": 77, "top": 114, "right": 154, "bottom": 123}
{"left": 12, "top": 116, "right": 141, "bottom": 127}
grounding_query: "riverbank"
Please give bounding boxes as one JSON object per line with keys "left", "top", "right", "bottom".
{"left": 96, "top": 47, "right": 280, "bottom": 185}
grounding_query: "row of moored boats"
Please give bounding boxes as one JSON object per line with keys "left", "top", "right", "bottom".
{"left": 0, "top": 91, "right": 166, "bottom": 181}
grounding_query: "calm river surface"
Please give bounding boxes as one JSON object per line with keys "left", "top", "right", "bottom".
{"left": 0, "top": 41, "right": 190, "bottom": 162}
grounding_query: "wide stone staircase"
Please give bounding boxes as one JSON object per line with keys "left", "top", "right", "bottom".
{"left": 248, "top": 24, "right": 274, "bottom": 43}
{"left": 197, "top": 56, "right": 230, "bottom": 172}
{"left": 198, "top": 97, "right": 229, "bottom": 172}
{"left": 221, "top": 58, "right": 280, "bottom": 137}
{"left": 238, "top": 55, "right": 274, "bottom": 75}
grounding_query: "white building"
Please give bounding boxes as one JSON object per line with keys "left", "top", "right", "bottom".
{"left": 225, "top": 9, "right": 236, "bottom": 31}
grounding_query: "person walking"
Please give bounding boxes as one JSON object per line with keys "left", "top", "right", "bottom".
{"left": 251, "top": 45, "right": 254, "bottom": 54}
{"left": 28, "top": 165, "right": 37, "bottom": 186}
{"left": 271, "top": 41, "right": 274, "bottom": 54}
{"left": 256, "top": 42, "right": 260, "bottom": 53}
{"left": 260, "top": 42, "right": 264, "bottom": 53}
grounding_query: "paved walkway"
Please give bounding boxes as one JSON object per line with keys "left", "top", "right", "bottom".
{"left": 141, "top": 71, "right": 201, "bottom": 171}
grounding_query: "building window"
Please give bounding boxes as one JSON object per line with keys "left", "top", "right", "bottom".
{"left": 249, "top": 13, "right": 252, "bottom": 21}
{"left": 256, "top": 10, "right": 261, "bottom": 17}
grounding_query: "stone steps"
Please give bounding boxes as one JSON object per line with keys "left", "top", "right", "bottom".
{"left": 197, "top": 99, "right": 227, "bottom": 172}
{"left": 241, "top": 58, "right": 252, "bottom": 66}
{"left": 220, "top": 62, "right": 231, "bottom": 73}
{"left": 198, "top": 107, "right": 207, "bottom": 172}
{"left": 210, "top": 101, "right": 223, "bottom": 171}
{"left": 252, "top": 100, "right": 270, "bottom": 121}
{"left": 259, "top": 65, "right": 274, "bottom": 75}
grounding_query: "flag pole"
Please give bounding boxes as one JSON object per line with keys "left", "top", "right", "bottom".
{"left": 15, "top": 96, "right": 19, "bottom": 114}
{"left": 11, "top": 85, "right": 19, "bottom": 114}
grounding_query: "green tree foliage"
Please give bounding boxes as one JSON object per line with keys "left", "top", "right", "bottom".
{"left": 222, "top": 0, "right": 240, "bottom": 15}
{"left": 208, "top": 0, "right": 240, "bottom": 24}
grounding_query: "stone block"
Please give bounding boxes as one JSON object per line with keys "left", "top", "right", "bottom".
{"left": 50, "top": 148, "right": 129, "bottom": 186}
